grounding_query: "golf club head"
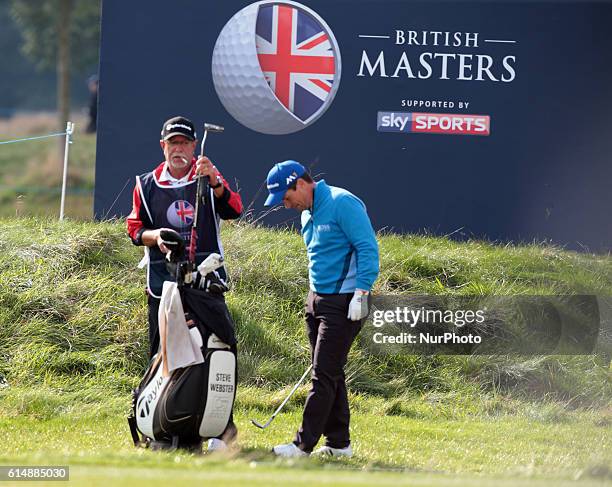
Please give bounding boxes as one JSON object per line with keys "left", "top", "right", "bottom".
{"left": 203, "top": 123, "right": 224, "bottom": 133}
{"left": 250, "top": 418, "right": 270, "bottom": 429}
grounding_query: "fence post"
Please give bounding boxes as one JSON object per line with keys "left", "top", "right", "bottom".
{"left": 59, "top": 121, "right": 74, "bottom": 221}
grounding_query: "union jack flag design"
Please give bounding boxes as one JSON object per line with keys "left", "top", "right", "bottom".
{"left": 167, "top": 200, "right": 194, "bottom": 228}
{"left": 256, "top": 4, "right": 337, "bottom": 123}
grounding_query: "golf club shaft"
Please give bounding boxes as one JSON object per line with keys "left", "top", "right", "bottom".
{"left": 273, "top": 364, "right": 313, "bottom": 415}
{"left": 252, "top": 364, "right": 313, "bottom": 429}
{"left": 188, "top": 128, "right": 210, "bottom": 262}
{"left": 187, "top": 122, "right": 224, "bottom": 263}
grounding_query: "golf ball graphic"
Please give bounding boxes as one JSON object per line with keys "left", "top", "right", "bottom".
{"left": 212, "top": 1, "right": 341, "bottom": 135}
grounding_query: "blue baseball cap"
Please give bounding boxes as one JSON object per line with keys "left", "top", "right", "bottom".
{"left": 264, "top": 160, "right": 306, "bottom": 206}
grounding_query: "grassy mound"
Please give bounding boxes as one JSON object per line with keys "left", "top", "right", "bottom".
{"left": 0, "top": 217, "right": 610, "bottom": 411}
{"left": 1, "top": 218, "right": 611, "bottom": 481}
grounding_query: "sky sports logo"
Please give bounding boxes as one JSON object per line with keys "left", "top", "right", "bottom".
{"left": 377, "top": 111, "right": 490, "bottom": 136}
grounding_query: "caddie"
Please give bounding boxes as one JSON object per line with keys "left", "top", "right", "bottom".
{"left": 264, "top": 160, "right": 379, "bottom": 458}
{"left": 127, "top": 116, "right": 243, "bottom": 357}
{"left": 126, "top": 115, "right": 242, "bottom": 451}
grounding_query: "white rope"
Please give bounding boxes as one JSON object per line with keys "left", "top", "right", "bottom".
{"left": 0, "top": 132, "right": 67, "bottom": 145}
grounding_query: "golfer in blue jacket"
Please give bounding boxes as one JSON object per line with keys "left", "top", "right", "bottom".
{"left": 264, "top": 160, "right": 379, "bottom": 458}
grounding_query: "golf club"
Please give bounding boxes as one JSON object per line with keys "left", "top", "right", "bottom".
{"left": 188, "top": 122, "right": 225, "bottom": 263}
{"left": 250, "top": 364, "right": 313, "bottom": 430}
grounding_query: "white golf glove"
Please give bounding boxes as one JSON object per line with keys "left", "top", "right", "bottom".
{"left": 347, "top": 289, "right": 370, "bottom": 321}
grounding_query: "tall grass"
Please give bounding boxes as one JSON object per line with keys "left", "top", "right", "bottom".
{"left": 0, "top": 218, "right": 610, "bottom": 411}
{"left": 0, "top": 113, "right": 94, "bottom": 219}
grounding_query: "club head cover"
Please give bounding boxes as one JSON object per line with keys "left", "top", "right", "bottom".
{"left": 160, "top": 229, "right": 185, "bottom": 263}
{"left": 207, "top": 272, "right": 230, "bottom": 294}
{"left": 197, "top": 253, "right": 224, "bottom": 275}
{"left": 196, "top": 270, "right": 230, "bottom": 294}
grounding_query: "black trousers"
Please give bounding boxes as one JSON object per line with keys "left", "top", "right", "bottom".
{"left": 148, "top": 294, "right": 161, "bottom": 359}
{"left": 294, "top": 291, "right": 363, "bottom": 452}
{"left": 146, "top": 293, "right": 237, "bottom": 442}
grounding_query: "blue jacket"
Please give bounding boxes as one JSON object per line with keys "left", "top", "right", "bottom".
{"left": 301, "top": 180, "right": 379, "bottom": 293}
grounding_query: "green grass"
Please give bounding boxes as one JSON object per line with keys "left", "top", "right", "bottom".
{"left": 0, "top": 113, "right": 95, "bottom": 219}
{"left": 0, "top": 218, "right": 611, "bottom": 485}
{"left": 0, "top": 387, "right": 610, "bottom": 485}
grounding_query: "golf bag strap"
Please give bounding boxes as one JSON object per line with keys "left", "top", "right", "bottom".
{"left": 127, "top": 414, "right": 141, "bottom": 447}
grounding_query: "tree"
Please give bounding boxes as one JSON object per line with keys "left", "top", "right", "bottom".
{"left": 10, "top": 0, "right": 100, "bottom": 131}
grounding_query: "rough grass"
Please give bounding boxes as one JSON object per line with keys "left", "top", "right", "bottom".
{"left": 0, "top": 218, "right": 611, "bottom": 482}
{"left": 0, "top": 112, "right": 94, "bottom": 219}
{"left": 0, "top": 218, "right": 610, "bottom": 403}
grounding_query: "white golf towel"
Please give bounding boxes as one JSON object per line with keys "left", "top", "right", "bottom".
{"left": 158, "top": 281, "right": 204, "bottom": 376}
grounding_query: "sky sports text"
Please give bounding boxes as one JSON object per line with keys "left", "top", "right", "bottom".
{"left": 377, "top": 111, "right": 490, "bottom": 135}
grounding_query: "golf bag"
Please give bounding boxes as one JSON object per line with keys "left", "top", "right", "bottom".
{"left": 128, "top": 236, "right": 237, "bottom": 449}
